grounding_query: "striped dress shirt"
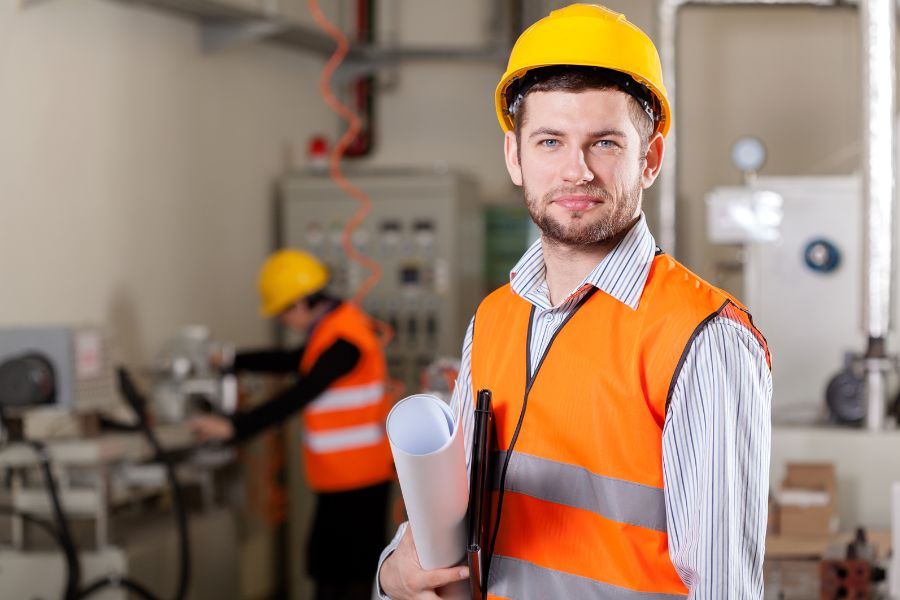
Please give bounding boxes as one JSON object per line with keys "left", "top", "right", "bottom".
{"left": 378, "top": 215, "right": 772, "bottom": 599}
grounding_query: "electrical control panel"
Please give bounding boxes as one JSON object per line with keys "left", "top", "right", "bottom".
{"left": 277, "top": 169, "right": 483, "bottom": 393}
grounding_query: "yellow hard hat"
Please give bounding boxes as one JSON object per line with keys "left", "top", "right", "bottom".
{"left": 257, "top": 249, "right": 329, "bottom": 317}
{"left": 495, "top": 4, "right": 670, "bottom": 137}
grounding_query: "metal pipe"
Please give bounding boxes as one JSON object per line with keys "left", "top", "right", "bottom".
{"left": 343, "top": 0, "right": 509, "bottom": 72}
{"left": 862, "top": 0, "right": 895, "bottom": 342}
{"left": 656, "top": 0, "right": 680, "bottom": 254}
{"left": 862, "top": 0, "right": 895, "bottom": 429}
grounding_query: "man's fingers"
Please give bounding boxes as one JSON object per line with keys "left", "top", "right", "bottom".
{"left": 385, "top": 528, "right": 469, "bottom": 598}
{"left": 417, "top": 565, "right": 469, "bottom": 590}
{"left": 409, "top": 593, "right": 442, "bottom": 600}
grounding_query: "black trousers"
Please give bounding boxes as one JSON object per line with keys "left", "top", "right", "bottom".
{"left": 307, "top": 481, "right": 390, "bottom": 599}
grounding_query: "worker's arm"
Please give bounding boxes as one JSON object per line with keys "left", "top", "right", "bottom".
{"left": 662, "top": 305, "right": 772, "bottom": 599}
{"left": 188, "top": 339, "right": 360, "bottom": 442}
{"left": 220, "top": 338, "right": 360, "bottom": 442}
{"left": 377, "top": 318, "right": 474, "bottom": 600}
{"left": 231, "top": 347, "right": 305, "bottom": 373}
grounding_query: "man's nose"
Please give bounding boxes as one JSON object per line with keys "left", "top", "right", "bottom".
{"left": 561, "top": 147, "right": 595, "bottom": 185}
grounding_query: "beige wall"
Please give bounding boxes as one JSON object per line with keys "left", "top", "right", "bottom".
{"left": 363, "top": 0, "right": 509, "bottom": 196}
{"left": 0, "top": 0, "right": 337, "bottom": 364}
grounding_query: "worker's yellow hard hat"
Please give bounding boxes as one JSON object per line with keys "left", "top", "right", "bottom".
{"left": 257, "top": 249, "right": 329, "bottom": 317}
{"left": 495, "top": 4, "right": 670, "bottom": 137}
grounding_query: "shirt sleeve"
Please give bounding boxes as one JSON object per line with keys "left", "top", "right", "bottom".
{"left": 232, "top": 347, "right": 305, "bottom": 373}
{"left": 375, "top": 318, "right": 475, "bottom": 599}
{"left": 662, "top": 310, "right": 772, "bottom": 598}
{"left": 230, "top": 338, "right": 360, "bottom": 442}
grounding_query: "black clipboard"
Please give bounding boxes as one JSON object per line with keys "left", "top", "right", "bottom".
{"left": 466, "top": 389, "right": 495, "bottom": 600}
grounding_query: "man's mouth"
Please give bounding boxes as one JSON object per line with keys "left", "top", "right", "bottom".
{"left": 552, "top": 195, "right": 604, "bottom": 212}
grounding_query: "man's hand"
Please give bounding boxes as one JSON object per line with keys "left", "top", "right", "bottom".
{"left": 187, "top": 414, "right": 235, "bottom": 442}
{"left": 379, "top": 527, "right": 469, "bottom": 600}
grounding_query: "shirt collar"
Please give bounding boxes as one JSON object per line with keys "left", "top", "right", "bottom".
{"left": 509, "top": 214, "right": 657, "bottom": 311}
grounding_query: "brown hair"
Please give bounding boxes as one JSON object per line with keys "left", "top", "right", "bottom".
{"left": 510, "top": 68, "right": 655, "bottom": 154}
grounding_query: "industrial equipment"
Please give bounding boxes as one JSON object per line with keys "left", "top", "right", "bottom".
{"left": 820, "top": 528, "right": 887, "bottom": 599}
{"left": 277, "top": 169, "right": 483, "bottom": 392}
{"left": 707, "top": 175, "right": 900, "bottom": 426}
{"left": 0, "top": 326, "right": 123, "bottom": 442}
{"left": 149, "top": 326, "right": 238, "bottom": 424}
{"left": 0, "top": 326, "right": 117, "bottom": 414}
{"left": 0, "top": 420, "right": 238, "bottom": 599}
{"left": 0, "top": 328, "right": 247, "bottom": 599}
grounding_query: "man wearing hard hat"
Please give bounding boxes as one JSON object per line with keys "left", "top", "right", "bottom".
{"left": 378, "top": 4, "right": 772, "bottom": 599}
{"left": 189, "top": 249, "right": 393, "bottom": 600}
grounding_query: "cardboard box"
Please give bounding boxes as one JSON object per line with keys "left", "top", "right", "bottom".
{"left": 777, "top": 463, "right": 838, "bottom": 536}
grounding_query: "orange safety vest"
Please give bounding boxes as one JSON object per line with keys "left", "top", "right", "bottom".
{"left": 471, "top": 253, "right": 770, "bottom": 599}
{"left": 299, "top": 302, "right": 394, "bottom": 492}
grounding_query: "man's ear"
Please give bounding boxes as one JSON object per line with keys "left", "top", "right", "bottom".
{"left": 641, "top": 131, "right": 666, "bottom": 190}
{"left": 641, "top": 132, "right": 665, "bottom": 189}
{"left": 504, "top": 130, "right": 523, "bottom": 187}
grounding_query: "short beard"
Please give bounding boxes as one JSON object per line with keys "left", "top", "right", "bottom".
{"left": 525, "top": 180, "right": 642, "bottom": 247}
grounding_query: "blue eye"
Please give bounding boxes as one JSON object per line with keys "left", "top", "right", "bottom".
{"left": 595, "top": 140, "right": 616, "bottom": 149}
{"left": 540, "top": 139, "right": 560, "bottom": 148}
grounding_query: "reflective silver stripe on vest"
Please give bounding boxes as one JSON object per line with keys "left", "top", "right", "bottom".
{"left": 493, "top": 451, "right": 667, "bottom": 532}
{"left": 304, "top": 423, "right": 384, "bottom": 453}
{"left": 305, "top": 382, "right": 385, "bottom": 414}
{"left": 489, "top": 555, "right": 687, "bottom": 600}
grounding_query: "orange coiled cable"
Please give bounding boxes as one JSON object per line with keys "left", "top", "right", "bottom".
{"left": 307, "top": 0, "right": 382, "bottom": 307}
{"left": 308, "top": 0, "right": 395, "bottom": 350}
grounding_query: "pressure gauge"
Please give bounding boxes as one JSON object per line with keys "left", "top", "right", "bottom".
{"left": 731, "top": 136, "right": 767, "bottom": 174}
{"left": 803, "top": 238, "right": 841, "bottom": 274}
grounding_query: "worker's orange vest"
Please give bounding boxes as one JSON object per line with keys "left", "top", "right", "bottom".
{"left": 471, "top": 253, "right": 770, "bottom": 599}
{"left": 299, "top": 302, "right": 394, "bottom": 492}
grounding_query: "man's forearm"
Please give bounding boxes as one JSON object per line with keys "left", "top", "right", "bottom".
{"left": 376, "top": 522, "right": 409, "bottom": 599}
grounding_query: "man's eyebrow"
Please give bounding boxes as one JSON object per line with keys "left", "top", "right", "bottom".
{"left": 527, "top": 127, "right": 629, "bottom": 139}
{"left": 589, "top": 129, "right": 628, "bottom": 138}
{"left": 528, "top": 127, "right": 565, "bottom": 140}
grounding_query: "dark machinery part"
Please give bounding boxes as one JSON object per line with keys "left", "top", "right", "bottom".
{"left": 820, "top": 560, "right": 871, "bottom": 600}
{"left": 31, "top": 441, "right": 82, "bottom": 600}
{"left": 0, "top": 353, "right": 56, "bottom": 407}
{"left": 820, "top": 528, "right": 886, "bottom": 600}
{"left": 826, "top": 366, "right": 866, "bottom": 425}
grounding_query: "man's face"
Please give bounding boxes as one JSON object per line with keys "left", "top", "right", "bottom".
{"left": 279, "top": 299, "right": 314, "bottom": 332}
{"left": 504, "top": 88, "right": 664, "bottom": 247}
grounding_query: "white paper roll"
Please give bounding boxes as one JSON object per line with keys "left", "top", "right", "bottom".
{"left": 387, "top": 394, "right": 468, "bottom": 570}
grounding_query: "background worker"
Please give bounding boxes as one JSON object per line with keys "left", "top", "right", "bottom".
{"left": 378, "top": 4, "right": 772, "bottom": 599}
{"left": 190, "top": 249, "right": 393, "bottom": 600}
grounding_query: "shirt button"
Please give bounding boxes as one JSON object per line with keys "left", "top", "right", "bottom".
{"left": 544, "top": 313, "right": 554, "bottom": 323}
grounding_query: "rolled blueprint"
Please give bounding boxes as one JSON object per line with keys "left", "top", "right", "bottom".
{"left": 387, "top": 393, "right": 468, "bottom": 570}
